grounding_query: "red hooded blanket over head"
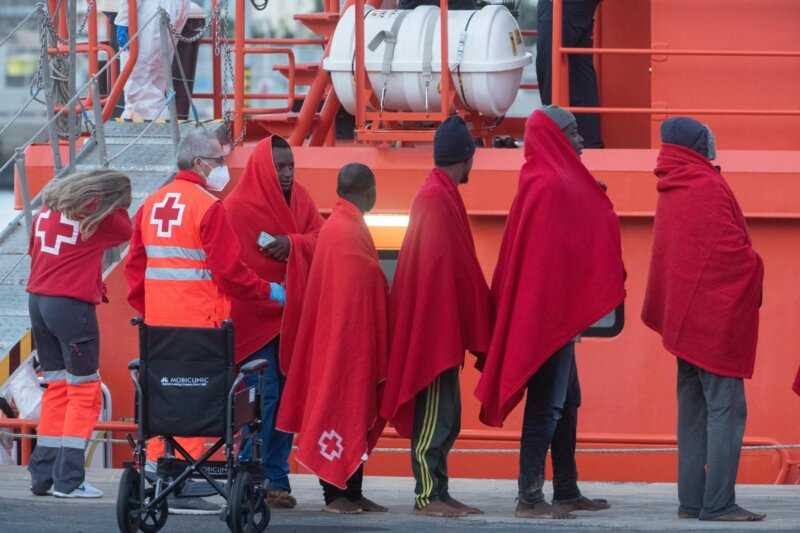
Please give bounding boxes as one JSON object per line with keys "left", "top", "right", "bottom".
{"left": 223, "top": 136, "right": 324, "bottom": 365}
{"left": 380, "top": 168, "right": 491, "bottom": 439}
{"left": 276, "top": 199, "right": 389, "bottom": 488}
{"left": 642, "top": 143, "right": 764, "bottom": 378}
{"left": 475, "top": 110, "right": 626, "bottom": 428}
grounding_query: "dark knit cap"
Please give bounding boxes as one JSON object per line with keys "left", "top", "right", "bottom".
{"left": 661, "top": 117, "right": 710, "bottom": 159}
{"left": 434, "top": 115, "right": 476, "bottom": 165}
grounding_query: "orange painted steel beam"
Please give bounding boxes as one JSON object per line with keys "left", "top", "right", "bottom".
{"left": 201, "top": 38, "right": 327, "bottom": 46}
{"left": 551, "top": 0, "right": 564, "bottom": 106}
{"left": 567, "top": 106, "right": 800, "bottom": 116}
{"left": 194, "top": 93, "right": 305, "bottom": 101}
{"left": 560, "top": 46, "right": 800, "bottom": 57}
{"left": 233, "top": 0, "right": 246, "bottom": 140}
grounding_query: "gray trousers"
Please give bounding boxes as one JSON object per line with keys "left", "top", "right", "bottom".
{"left": 677, "top": 358, "right": 746, "bottom": 519}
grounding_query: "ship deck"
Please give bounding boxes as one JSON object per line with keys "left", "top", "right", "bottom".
{"left": 1, "top": 466, "right": 798, "bottom": 532}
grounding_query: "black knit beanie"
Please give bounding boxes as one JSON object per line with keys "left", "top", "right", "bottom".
{"left": 434, "top": 115, "right": 476, "bottom": 166}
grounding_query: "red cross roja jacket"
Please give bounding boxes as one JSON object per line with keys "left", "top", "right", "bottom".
{"left": 125, "top": 170, "right": 270, "bottom": 327}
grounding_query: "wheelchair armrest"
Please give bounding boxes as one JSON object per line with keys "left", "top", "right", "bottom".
{"left": 127, "top": 359, "right": 140, "bottom": 371}
{"left": 240, "top": 359, "right": 268, "bottom": 376}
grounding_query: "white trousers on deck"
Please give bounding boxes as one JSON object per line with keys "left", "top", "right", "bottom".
{"left": 117, "top": 0, "right": 189, "bottom": 120}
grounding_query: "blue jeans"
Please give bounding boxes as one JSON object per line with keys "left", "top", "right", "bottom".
{"left": 239, "top": 337, "right": 293, "bottom": 492}
{"left": 518, "top": 341, "right": 582, "bottom": 505}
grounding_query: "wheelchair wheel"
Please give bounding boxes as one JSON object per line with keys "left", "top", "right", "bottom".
{"left": 138, "top": 488, "right": 169, "bottom": 533}
{"left": 117, "top": 467, "right": 169, "bottom": 533}
{"left": 228, "top": 472, "right": 270, "bottom": 533}
{"left": 117, "top": 467, "right": 141, "bottom": 533}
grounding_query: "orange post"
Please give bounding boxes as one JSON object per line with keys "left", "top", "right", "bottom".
{"left": 440, "top": 0, "right": 449, "bottom": 117}
{"left": 551, "top": 0, "right": 564, "bottom": 106}
{"left": 102, "top": 0, "right": 138, "bottom": 122}
{"left": 233, "top": 0, "right": 246, "bottom": 141}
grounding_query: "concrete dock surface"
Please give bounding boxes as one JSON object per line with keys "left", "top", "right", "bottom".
{"left": 1, "top": 466, "right": 798, "bottom": 532}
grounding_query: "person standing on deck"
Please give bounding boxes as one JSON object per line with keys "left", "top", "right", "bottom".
{"left": 642, "top": 117, "right": 765, "bottom": 522}
{"left": 277, "top": 163, "right": 389, "bottom": 515}
{"left": 381, "top": 115, "right": 491, "bottom": 518}
{"left": 27, "top": 170, "right": 133, "bottom": 499}
{"left": 223, "top": 135, "right": 324, "bottom": 509}
{"left": 536, "top": 0, "right": 604, "bottom": 148}
{"left": 116, "top": 1, "right": 190, "bottom": 120}
{"left": 475, "top": 106, "right": 625, "bottom": 520}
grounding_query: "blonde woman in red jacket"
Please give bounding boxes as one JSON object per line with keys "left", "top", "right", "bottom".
{"left": 27, "top": 169, "right": 132, "bottom": 499}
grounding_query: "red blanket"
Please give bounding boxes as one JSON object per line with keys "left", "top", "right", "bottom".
{"left": 223, "top": 136, "right": 323, "bottom": 365}
{"left": 380, "top": 168, "right": 491, "bottom": 438}
{"left": 642, "top": 143, "right": 764, "bottom": 378}
{"left": 475, "top": 110, "right": 626, "bottom": 428}
{"left": 276, "top": 199, "right": 389, "bottom": 488}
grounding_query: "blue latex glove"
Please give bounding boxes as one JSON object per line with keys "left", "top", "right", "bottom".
{"left": 269, "top": 282, "right": 286, "bottom": 306}
{"left": 117, "top": 25, "right": 129, "bottom": 50}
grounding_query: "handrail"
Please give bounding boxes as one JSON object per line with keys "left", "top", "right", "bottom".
{"left": 0, "top": 3, "right": 45, "bottom": 49}
{"left": 550, "top": 0, "right": 800, "bottom": 116}
{"left": 0, "top": 418, "right": 795, "bottom": 483}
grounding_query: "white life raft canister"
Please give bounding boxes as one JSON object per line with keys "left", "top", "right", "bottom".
{"left": 323, "top": 5, "right": 532, "bottom": 117}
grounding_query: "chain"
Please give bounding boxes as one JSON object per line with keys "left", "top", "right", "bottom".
{"left": 166, "top": 0, "right": 225, "bottom": 44}
{"left": 42, "top": 0, "right": 95, "bottom": 46}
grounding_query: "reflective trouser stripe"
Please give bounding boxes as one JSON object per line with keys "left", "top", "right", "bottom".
{"left": 37, "top": 435, "right": 62, "bottom": 448}
{"left": 43, "top": 370, "right": 67, "bottom": 383}
{"left": 62, "top": 436, "right": 88, "bottom": 449}
{"left": 414, "top": 376, "right": 440, "bottom": 509}
{"left": 67, "top": 372, "right": 100, "bottom": 385}
{"left": 144, "top": 245, "right": 206, "bottom": 261}
{"left": 145, "top": 267, "right": 213, "bottom": 281}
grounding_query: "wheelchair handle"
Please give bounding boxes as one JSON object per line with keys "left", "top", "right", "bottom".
{"left": 240, "top": 359, "right": 269, "bottom": 376}
{"left": 127, "top": 358, "right": 140, "bottom": 371}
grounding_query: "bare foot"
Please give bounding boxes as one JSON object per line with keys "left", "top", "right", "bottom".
{"left": 553, "top": 495, "right": 611, "bottom": 513}
{"left": 352, "top": 496, "right": 388, "bottom": 512}
{"left": 678, "top": 511, "right": 699, "bottom": 519}
{"left": 412, "top": 500, "right": 468, "bottom": 518}
{"left": 515, "top": 501, "right": 576, "bottom": 520}
{"left": 267, "top": 488, "right": 297, "bottom": 509}
{"left": 443, "top": 497, "right": 484, "bottom": 514}
{"left": 323, "top": 496, "right": 363, "bottom": 514}
{"left": 703, "top": 508, "right": 766, "bottom": 522}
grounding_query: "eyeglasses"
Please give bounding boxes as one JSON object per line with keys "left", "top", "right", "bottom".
{"left": 199, "top": 156, "right": 225, "bottom": 167}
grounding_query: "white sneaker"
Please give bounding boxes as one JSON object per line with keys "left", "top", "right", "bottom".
{"left": 53, "top": 482, "right": 104, "bottom": 498}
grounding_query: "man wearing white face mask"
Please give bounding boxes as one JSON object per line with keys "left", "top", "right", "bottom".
{"left": 125, "top": 129, "right": 285, "bottom": 512}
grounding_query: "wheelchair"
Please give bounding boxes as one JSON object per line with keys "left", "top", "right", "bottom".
{"left": 117, "top": 318, "right": 270, "bottom": 533}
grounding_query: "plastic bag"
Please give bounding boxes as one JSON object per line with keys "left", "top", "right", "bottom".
{"left": 7, "top": 360, "right": 44, "bottom": 420}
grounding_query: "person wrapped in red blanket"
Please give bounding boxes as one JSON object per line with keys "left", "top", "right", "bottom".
{"left": 475, "top": 106, "right": 625, "bottom": 520}
{"left": 380, "top": 116, "right": 491, "bottom": 518}
{"left": 277, "top": 163, "right": 389, "bottom": 514}
{"left": 642, "top": 117, "right": 765, "bottom": 522}
{"left": 223, "top": 135, "right": 324, "bottom": 508}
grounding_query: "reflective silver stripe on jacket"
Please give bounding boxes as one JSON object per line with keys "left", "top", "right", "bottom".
{"left": 145, "top": 267, "right": 213, "bottom": 281}
{"left": 67, "top": 372, "right": 100, "bottom": 385}
{"left": 62, "top": 436, "right": 88, "bottom": 449}
{"left": 144, "top": 245, "right": 207, "bottom": 261}
{"left": 43, "top": 370, "right": 67, "bottom": 383}
{"left": 37, "top": 435, "right": 62, "bottom": 447}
